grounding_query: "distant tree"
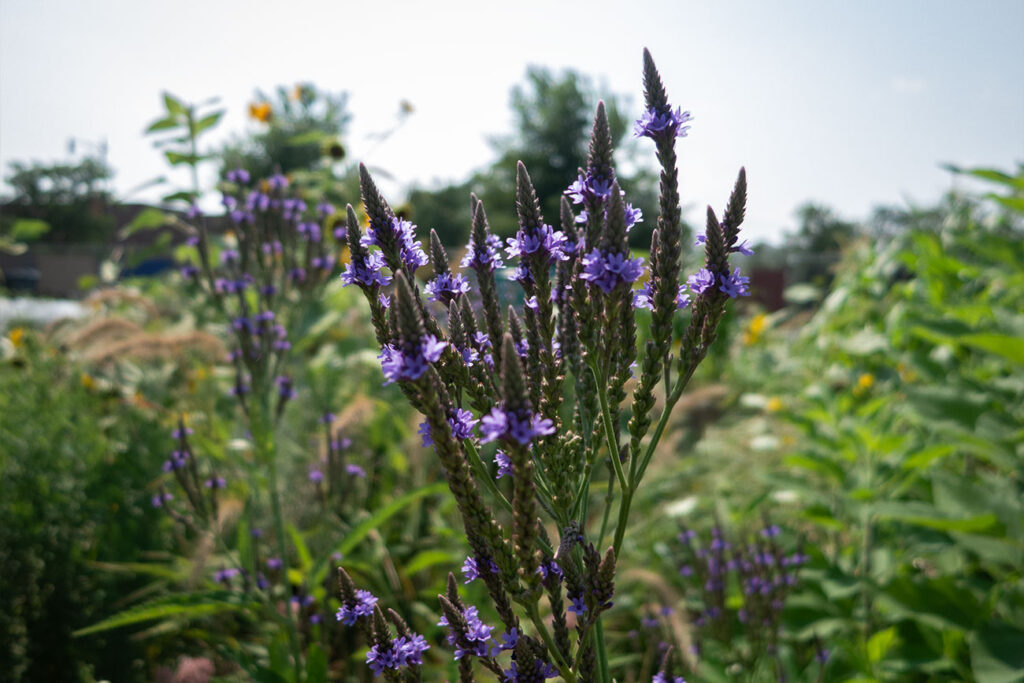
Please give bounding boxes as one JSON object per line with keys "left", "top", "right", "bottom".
{"left": 221, "top": 83, "right": 353, "bottom": 181}
{"left": 783, "top": 203, "right": 859, "bottom": 286}
{"left": 406, "top": 67, "right": 664, "bottom": 250}
{"left": 2, "top": 157, "right": 115, "bottom": 243}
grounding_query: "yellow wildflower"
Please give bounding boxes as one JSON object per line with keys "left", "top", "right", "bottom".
{"left": 248, "top": 101, "right": 272, "bottom": 123}
{"left": 853, "top": 372, "right": 875, "bottom": 396}
{"left": 742, "top": 313, "right": 768, "bottom": 345}
{"left": 8, "top": 327, "right": 24, "bottom": 348}
{"left": 766, "top": 396, "right": 783, "bottom": 413}
{"left": 81, "top": 372, "right": 95, "bottom": 390}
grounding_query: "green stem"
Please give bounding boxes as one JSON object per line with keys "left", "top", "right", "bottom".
{"left": 253, "top": 390, "right": 303, "bottom": 682}
{"left": 594, "top": 618, "right": 611, "bottom": 683}
{"left": 526, "top": 603, "right": 577, "bottom": 683}
{"left": 591, "top": 363, "right": 627, "bottom": 493}
{"left": 463, "top": 440, "right": 513, "bottom": 514}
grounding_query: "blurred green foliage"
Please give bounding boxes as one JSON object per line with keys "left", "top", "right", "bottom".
{"left": 0, "top": 330, "right": 172, "bottom": 681}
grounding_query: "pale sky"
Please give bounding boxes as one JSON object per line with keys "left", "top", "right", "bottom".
{"left": 1, "top": 0, "right": 1022, "bottom": 244}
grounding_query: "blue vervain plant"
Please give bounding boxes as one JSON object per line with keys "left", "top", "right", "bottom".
{"left": 336, "top": 49, "right": 752, "bottom": 682}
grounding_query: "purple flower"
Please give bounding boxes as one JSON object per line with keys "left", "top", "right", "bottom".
{"left": 568, "top": 595, "right": 587, "bottom": 615}
{"left": 187, "top": 204, "right": 202, "bottom": 219}
{"left": 719, "top": 267, "right": 750, "bottom": 298}
{"left": 276, "top": 375, "right": 296, "bottom": 400}
{"left": 394, "top": 633, "right": 430, "bottom": 666}
{"left": 687, "top": 268, "right": 715, "bottom": 295}
{"left": 266, "top": 557, "right": 283, "bottom": 570}
{"left": 226, "top": 168, "right": 250, "bottom": 184}
{"left": 580, "top": 249, "right": 645, "bottom": 293}
{"left": 317, "top": 201, "right": 334, "bottom": 217}
{"left": 634, "top": 107, "right": 693, "bottom": 139}
{"left": 336, "top": 589, "right": 378, "bottom": 626}
{"left": 494, "top": 450, "right": 512, "bottom": 478}
{"left": 424, "top": 272, "right": 470, "bottom": 304}
{"left": 505, "top": 223, "right": 570, "bottom": 263}
{"left": 172, "top": 425, "right": 194, "bottom": 439}
{"left": 268, "top": 173, "right": 289, "bottom": 190}
{"left": 204, "top": 476, "right": 226, "bottom": 489}
{"left": 180, "top": 264, "right": 199, "bottom": 279}
{"left": 633, "top": 282, "right": 691, "bottom": 310}
{"left": 564, "top": 172, "right": 615, "bottom": 205}
{"left": 479, "top": 406, "right": 555, "bottom": 446}
{"left": 378, "top": 335, "right": 447, "bottom": 384}
{"left": 761, "top": 525, "right": 781, "bottom": 538}
{"left": 449, "top": 408, "right": 477, "bottom": 439}
{"left": 297, "top": 222, "right": 322, "bottom": 243}
{"left": 151, "top": 492, "right": 173, "bottom": 508}
{"left": 308, "top": 469, "right": 324, "bottom": 483}
{"left": 420, "top": 409, "right": 478, "bottom": 447}
{"left": 653, "top": 673, "right": 687, "bottom": 683}
{"left": 362, "top": 217, "right": 428, "bottom": 271}
{"left": 538, "top": 560, "right": 563, "bottom": 582}
{"left": 214, "top": 568, "right": 240, "bottom": 584}
{"left": 366, "top": 643, "right": 399, "bottom": 675}
{"left": 461, "top": 233, "right": 504, "bottom": 271}
{"left": 345, "top": 464, "right": 367, "bottom": 478}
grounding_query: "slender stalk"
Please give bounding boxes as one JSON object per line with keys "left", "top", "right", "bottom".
{"left": 252, "top": 387, "right": 303, "bottom": 682}
{"left": 463, "top": 440, "right": 513, "bottom": 514}
{"left": 526, "top": 602, "right": 577, "bottom": 683}
{"left": 594, "top": 618, "right": 611, "bottom": 683}
{"left": 591, "top": 363, "right": 627, "bottom": 492}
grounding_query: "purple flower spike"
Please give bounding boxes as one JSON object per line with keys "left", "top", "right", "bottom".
{"left": 461, "top": 233, "right": 504, "bottom": 271}
{"left": 479, "top": 406, "right": 555, "bottom": 446}
{"left": 494, "top": 450, "right": 512, "bottom": 478}
{"left": 345, "top": 464, "right": 367, "bottom": 478}
{"left": 336, "top": 589, "right": 378, "bottom": 626}
{"left": 687, "top": 268, "right": 716, "bottom": 295}
{"left": 378, "top": 335, "right": 447, "bottom": 384}
{"left": 634, "top": 106, "right": 693, "bottom": 140}
{"left": 719, "top": 267, "right": 750, "bottom": 298}
{"left": 581, "top": 249, "right": 645, "bottom": 293}
{"left": 424, "top": 272, "right": 470, "bottom": 304}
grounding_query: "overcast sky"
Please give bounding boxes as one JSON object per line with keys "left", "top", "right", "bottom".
{"left": 1, "top": 0, "right": 1022, "bottom": 243}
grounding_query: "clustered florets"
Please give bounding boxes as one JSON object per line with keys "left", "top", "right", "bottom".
{"left": 479, "top": 405, "right": 555, "bottom": 446}
{"left": 335, "top": 589, "right": 378, "bottom": 625}
{"left": 378, "top": 335, "right": 448, "bottom": 384}
{"left": 366, "top": 633, "right": 430, "bottom": 675}
{"left": 633, "top": 107, "right": 693, "bottom": 139}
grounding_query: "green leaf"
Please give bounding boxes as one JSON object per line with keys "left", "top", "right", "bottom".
{"left": 163, "top": 91, "right": 186, "bottom": 116}
{"left": 872, "top": 501, "right": 1001, "bottom": 534}
{"left": 305, "top": 643, "right": 328, "bottom": 683}
{"left": 9, "top": 218, "right": 50, "bottom": 241}
{"left": 867, "top": 626, "right": 899, "bottom": 663}
{"left": 958, "top": 333, "right": 1024, "bottom": 365}
{"left": 119, "top": 208, "right": 172, "bottom": 237}
{"left": 194, "top": 110, "right": 224, "bottom": 136}
{"left": 72, "top": 591, "right": 257, "bottom": 637}
{"left": 402, "top": 549, "right": 458, "bottom": 576}
{"left": 287, "top": 523, "right": 313, "bottom": 571}
{"left": 146, "top": 116, "right": 179, "bottom": 133}
{"left": 970, "top": 622, "right": 1024, "bottom": 683}
{"left": 88, "top": 560, "right": 186, "bottom": 581}
{"left": 164, "top": 151, "right": 201, "bottom": 166}
{"left": 312, "top": 482, "right": 447, "bottom": 584}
